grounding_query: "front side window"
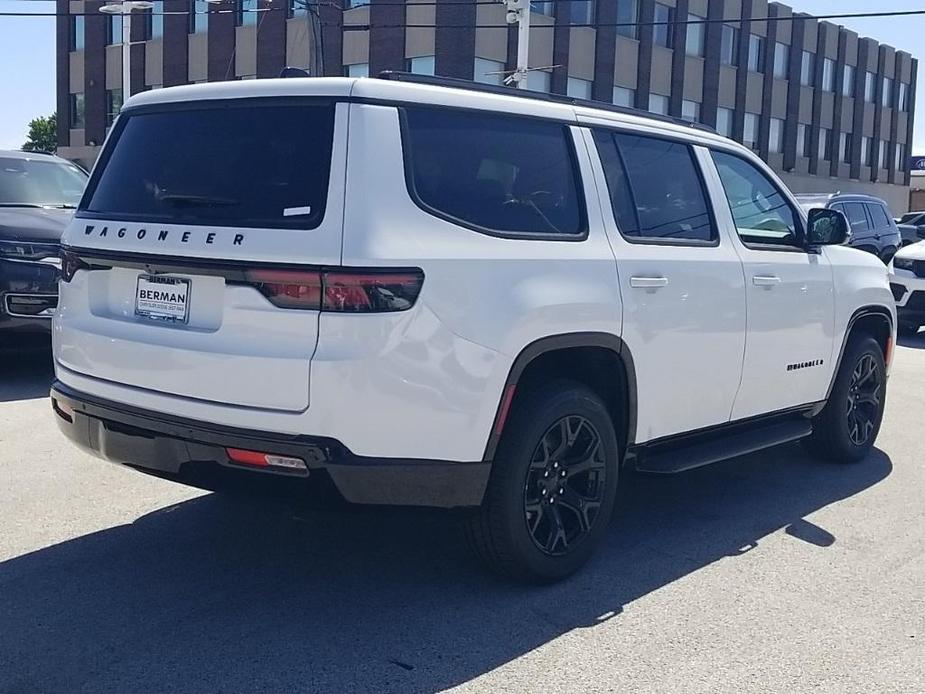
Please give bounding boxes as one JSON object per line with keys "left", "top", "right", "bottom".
{"left": 842, "top": 202, "right": 869, "bottom": 234}
{"left": 711, "top": 151, "right": 800, "bottom": 248}
{"left": 868, "top": 203, "right": 891, "bottom": 228}
{"left": 721, "top": 25, "right": 738, "bottom": 66}
{"left": 653, "top": 3, "right": 673, "bottom": 48}
{"left": 773, "top": 42, "right": 789, "bottom": 79}
{"left": 593, "top": 130, "right": 715, "bottom": 243}
{"left": 616, "top": 0, "right": 639, "bottom": 39}
{"left": 0, "top": 157, "right": 88, "bottom": 208}
{"left": 404, "top": 108, "right": 584, "bottom": 237}
{"left": 83, "top": 102, "right": 336, "bottom": 230}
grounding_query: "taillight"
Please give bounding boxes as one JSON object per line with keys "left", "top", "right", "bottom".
{"left": 60, "top": 250, "right": 90, "bottom": 282}
{"left": 245, "top": 268, "right": 424, "bottom": 313}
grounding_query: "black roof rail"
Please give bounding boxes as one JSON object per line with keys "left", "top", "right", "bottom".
{"left": 376, "top": 71, "right": 718, "bottom": 135}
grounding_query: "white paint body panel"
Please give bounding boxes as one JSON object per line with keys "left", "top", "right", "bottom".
{"left": 54, "top": 77, "right": 895, "bottom": 465}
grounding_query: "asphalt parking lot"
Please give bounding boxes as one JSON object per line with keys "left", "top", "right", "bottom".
{"left": 1, "top": 338, "right": 923, "bottom": 694}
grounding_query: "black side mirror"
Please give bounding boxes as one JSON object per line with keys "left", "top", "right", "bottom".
{"left": 807, "top": 208, "right": 850, "bottom": 246}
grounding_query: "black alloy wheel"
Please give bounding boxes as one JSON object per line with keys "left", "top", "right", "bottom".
{"left": 524, "top": 415, "right": 607, "bottom": 556}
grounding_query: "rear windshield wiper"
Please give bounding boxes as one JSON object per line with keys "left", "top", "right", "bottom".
{"left": 157, "top": 194, "right": 238, "bottom": 208}
{"left": 0, "top": 203, "right": 43, "bottom": 208}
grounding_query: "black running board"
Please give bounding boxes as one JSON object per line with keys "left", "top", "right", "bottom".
{"left": 632, "top": 416, "right": 813, "bottom": 475}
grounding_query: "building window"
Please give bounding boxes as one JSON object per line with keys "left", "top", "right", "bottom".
{"left": 236, "top": 0, "right": 258, "bottom": 27}
{"left": 152, "top": 0, "right": 164, "bottom": 39}
{"left": 106, "top": 89, "right": 123, "bottom": 127}
{"left": 840, "top": 132, "right": 852, "bottom": 164}
{"left": 648, "top": 93, "right": 669, "bottom": 115}
{"left": 842, "top": 65, "right": 855, "bottom": 97}
{"left": 653, "top": 3, "right": 673, "bottom": 48}
{"left": 190, "top": 0, "right": 209, "bottom": 32}
{"left": 861, "top": 136, "right": 872, "bottom": 166}
{"left": 106, "top": 14, "right": 123, "bottom": 45}
{"left": 530, "top": 1, "right": 554, "bottom": 16}
{"left": 69, "top": 93, "right": 85, "bottom": 129}
{"left": 773, "top": 42, "right": 788, "bottom": 79}
{"left": 616, "top": 0, "right": 639, "bottom": 40}
{"left": 345, "top": 63, "right": 369, "bottom": 77}
{"left": 474, "top": 57, "right": 505, "bottom": 86}
{"left": 822, "top": 58, "right": 835, "bottom": 92}
{"left": 141, "top": 8, "right": 153, "bottom": 40}
{"left": 769, "top": 118, "right": 784, "bottom": 153}
{"left": 567, "top": 77, "right": 593, "bottom": 100}
{"left": 407, "top": 56, "right": 435, "bottom": 76}
{"left": 865, "top": 71, "right": 876, "bottom": 102}
{"left": 747, "top": 35, "right": 764, "bottom": 73}
{"left": 526, "top": 70, "right": 551, "bottom": 93}
{"left": 899, "top": 82, "right": 910, "bottom": 111}
{"left": 716, "top": 107, "right": 733, "bottom": 137}
{"left": 896, "top": 143, "right": 906, "bottom": 171}
{"left": 819, "top": 127, "right": 831, "bottom": 160}
{"left": 882, "top": 77, "right": 893, "bottom": 107}
{"left": 686, "top": 14, "right": 705, "bottom": 57}
{"left": 721, "top": 25, "right": 739, "bottom": 66}
{"left": 880, "top": 140, "right": 890, "bottom": 170}
{"left": 800, "top": 51, "right": 814, "bottom": 86}
{"left": 743, "top": 112, "right": 759, "bottom": 149}
{"left": 569, "top": 0, "right": 594, "bottom": 24}
{"left": 613, "top": 86, "right": 635, "bottom": 107}
{"left": 70, "top": 15, "right": 85, "bottom": 51}
{"left": 345, "top": 0, "right": 370, "bottom": 6}
{"left": 796, "top": 123, "right": 808, "bottom": 157}
{"left": 288, "top": 0, "right": 307, "bottom": 17}
{"left": 681, "top": 100, "right": 701, "bottom": 123}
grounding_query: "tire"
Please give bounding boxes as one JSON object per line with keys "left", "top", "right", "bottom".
{"left": 898, "top": 322, "right": 919, "bottom": 338}
{"left": 465, "top": 380, "right": 620, "bottom": 583}
{"left": 804, "top": 336, "right": 887, "bottom": 463}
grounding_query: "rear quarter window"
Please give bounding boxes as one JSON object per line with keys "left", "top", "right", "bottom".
{"left": 402, "top": 107, "right": 585, "bottom": 238}
{"left": 80, "top": 100, "right": 335, "bottom": 230}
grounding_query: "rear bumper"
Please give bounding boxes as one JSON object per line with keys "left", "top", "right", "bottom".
{"left": 50, "top": 382, "right": 490, "bottom": 508}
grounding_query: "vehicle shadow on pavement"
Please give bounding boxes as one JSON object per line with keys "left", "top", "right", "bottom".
{"left": 0, "top": 337, "right": 53, "bottom": 402}
{"left": 0, "top": 445, "right": 891, "bottom": 693}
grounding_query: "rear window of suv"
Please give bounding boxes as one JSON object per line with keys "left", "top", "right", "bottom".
{"left": 402, "top": 107, "right": 585, "bottom": 237}
{"left": 80, "top": 100, "right": 335, "bottom": 230}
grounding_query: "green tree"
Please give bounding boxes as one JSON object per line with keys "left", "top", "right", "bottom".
{"left": 22, "top": 113, "right": 57, "bottom": 153}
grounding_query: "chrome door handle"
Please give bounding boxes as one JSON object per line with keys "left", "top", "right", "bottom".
{"left": 630, "top": 276, "right": 669, "bottom": 289}
{"left": 753, "top": 275, "right": 782, "bottom": 287}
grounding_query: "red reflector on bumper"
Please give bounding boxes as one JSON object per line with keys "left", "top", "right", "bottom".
{"left": 225, "top": 448, "right": 307, "bottom": 472}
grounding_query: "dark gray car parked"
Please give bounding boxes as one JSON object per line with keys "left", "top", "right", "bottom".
{"left": 795, "top": 193, "right": 902, "bottom": 264}
{"left": 0, "top": 150, "right": 87, "bottom": 336}
{"left": 895, "top": 210, "right": 925, "bottom": 246}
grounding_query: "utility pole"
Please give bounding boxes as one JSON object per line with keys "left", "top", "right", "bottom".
{"left": 99, "top": 1, "right": 154, "bottom": 100}
{"left": 505, "top": 0, "right": 531, "bottom": 89}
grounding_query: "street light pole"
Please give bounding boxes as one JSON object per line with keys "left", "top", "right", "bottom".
{"left": 99, "top": 1, "right": 154, "bottom": 100}
{"left": 505, "top": 0, "right": 531, "bottom": 89}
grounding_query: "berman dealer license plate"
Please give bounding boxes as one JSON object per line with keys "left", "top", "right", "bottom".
{"left": 135, "top": 275, "right": 191, "bottom": 323}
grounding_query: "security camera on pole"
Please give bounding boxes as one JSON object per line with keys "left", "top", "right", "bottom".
{"left": 504, "top": 0, "right": 531, "bottom": 89}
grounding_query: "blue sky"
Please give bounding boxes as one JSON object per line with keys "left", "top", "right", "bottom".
{"left": 1, "top": 0, "right": 924, "bottom": 151}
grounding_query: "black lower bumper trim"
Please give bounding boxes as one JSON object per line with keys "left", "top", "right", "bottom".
{"left": 51, "top": 382, "right": 490, "bottom": 508}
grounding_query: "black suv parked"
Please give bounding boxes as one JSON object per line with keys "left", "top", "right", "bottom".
{"left": 795, "top": 193, "right": 901, "bottom": 263}
{"left": 0, "top": 151, "right": 87, "bottom": 335}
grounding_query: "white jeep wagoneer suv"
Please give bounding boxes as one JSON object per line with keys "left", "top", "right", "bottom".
{"left": 51, "top": 74, "right": 895, "bottom": 582}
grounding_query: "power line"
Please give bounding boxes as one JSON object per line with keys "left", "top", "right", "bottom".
{"left": 4, "top": 6, "right": 925, "bottom": 26}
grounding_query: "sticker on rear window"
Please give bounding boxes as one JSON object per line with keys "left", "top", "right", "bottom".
{"left": 283, "top": 206, "right": 313, "bottom": 217}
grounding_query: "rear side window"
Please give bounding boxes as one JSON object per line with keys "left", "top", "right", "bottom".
{"left": 593, "top": 129, "right": 715, "bottom": 243}
{"left": 842, "top": 202, "right": 870, "bottom": 233}
{"left": 866, "top": 203, "right": 891, "bottom": 228}
{"left": 81, "top": 101, "right": 335, "bottom": 229}
{"left": 402, "top": 108, "right": 584, "bottom": 237}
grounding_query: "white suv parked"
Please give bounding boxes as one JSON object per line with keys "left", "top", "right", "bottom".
{"left": 52, "top": 75, "right": 896, "bottom": 582}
